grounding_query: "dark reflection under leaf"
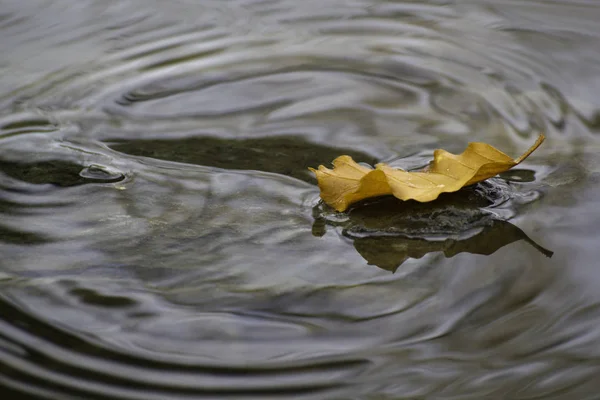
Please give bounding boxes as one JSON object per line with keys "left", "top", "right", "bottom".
{"left": 312, "top": 183, "right": 553, "bottom": 272}
{"left": 351, "top": 221, "right": 553, "bottom": 273}
{"left": 498, "top": 168, "right": 537, "bottom": 183}
{"left": 108, "top": 136, "right": 377, "bottom": 183}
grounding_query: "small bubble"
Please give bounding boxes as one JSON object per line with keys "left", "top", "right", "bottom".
{"left": 79, "top": 164, "right": 124, "bottom": 183}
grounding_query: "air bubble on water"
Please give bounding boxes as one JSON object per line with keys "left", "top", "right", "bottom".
{"left": 79, "top": 164, "right": 124, "bottom": 182}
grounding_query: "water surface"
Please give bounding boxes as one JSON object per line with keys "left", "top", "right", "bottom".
{"left": 2, "top": 1, "right": 600, "bottom": 399}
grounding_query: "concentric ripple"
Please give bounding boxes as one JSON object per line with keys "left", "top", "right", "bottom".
{"left": 2, "top": 0, "right": 600, "bottom": 399}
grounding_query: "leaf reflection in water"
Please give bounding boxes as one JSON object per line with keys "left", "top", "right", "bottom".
{"left": 312, "top": 183, "right": 553, "bottom": 273}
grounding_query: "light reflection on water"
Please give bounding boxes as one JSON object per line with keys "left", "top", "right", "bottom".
{"left": 1, "top": 0, "right": 600, "bottom": 398}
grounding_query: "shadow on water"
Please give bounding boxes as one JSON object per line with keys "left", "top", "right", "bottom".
{"left": 108, "top": 136, "right": 377, "bottom": 183}
{"left": 312, "top": 184, "right": 553, "bottom": 272}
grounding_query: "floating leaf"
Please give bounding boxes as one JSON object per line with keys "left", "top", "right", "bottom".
{"left": 309, "top": 134, "right": 545, "bottom": 211}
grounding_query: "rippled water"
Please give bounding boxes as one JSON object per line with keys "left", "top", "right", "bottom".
{"left": 2, "top": 1, "right": 600, "bottom": 398}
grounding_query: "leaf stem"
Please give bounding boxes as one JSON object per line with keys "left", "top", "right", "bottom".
{"left": 515, "top": 133, "right": 545, "bottom": 164}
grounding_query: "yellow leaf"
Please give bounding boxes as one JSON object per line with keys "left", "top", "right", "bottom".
{"left": 309, "top": 134, "right": 545, "bottom": 212}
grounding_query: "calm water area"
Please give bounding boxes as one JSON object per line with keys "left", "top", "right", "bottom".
{"left": 2, "top": 1, "right": 600, "bottom": 399}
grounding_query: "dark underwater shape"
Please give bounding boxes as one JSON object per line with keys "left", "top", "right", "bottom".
{"left": 0, "top": 224, "right": 50, "bottom": 245}
{"left": 0, "top": 160, "right": 124, "bottom": 187}
{"left": 108, "top": 136, "right": 377, "bottom": 183}
{"left": 312, "top": 186, "right": 553, "bottom": 272}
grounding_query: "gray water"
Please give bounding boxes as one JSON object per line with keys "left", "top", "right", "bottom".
{"left": 1, "top": 1, "right": 600, "bottom": 399}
